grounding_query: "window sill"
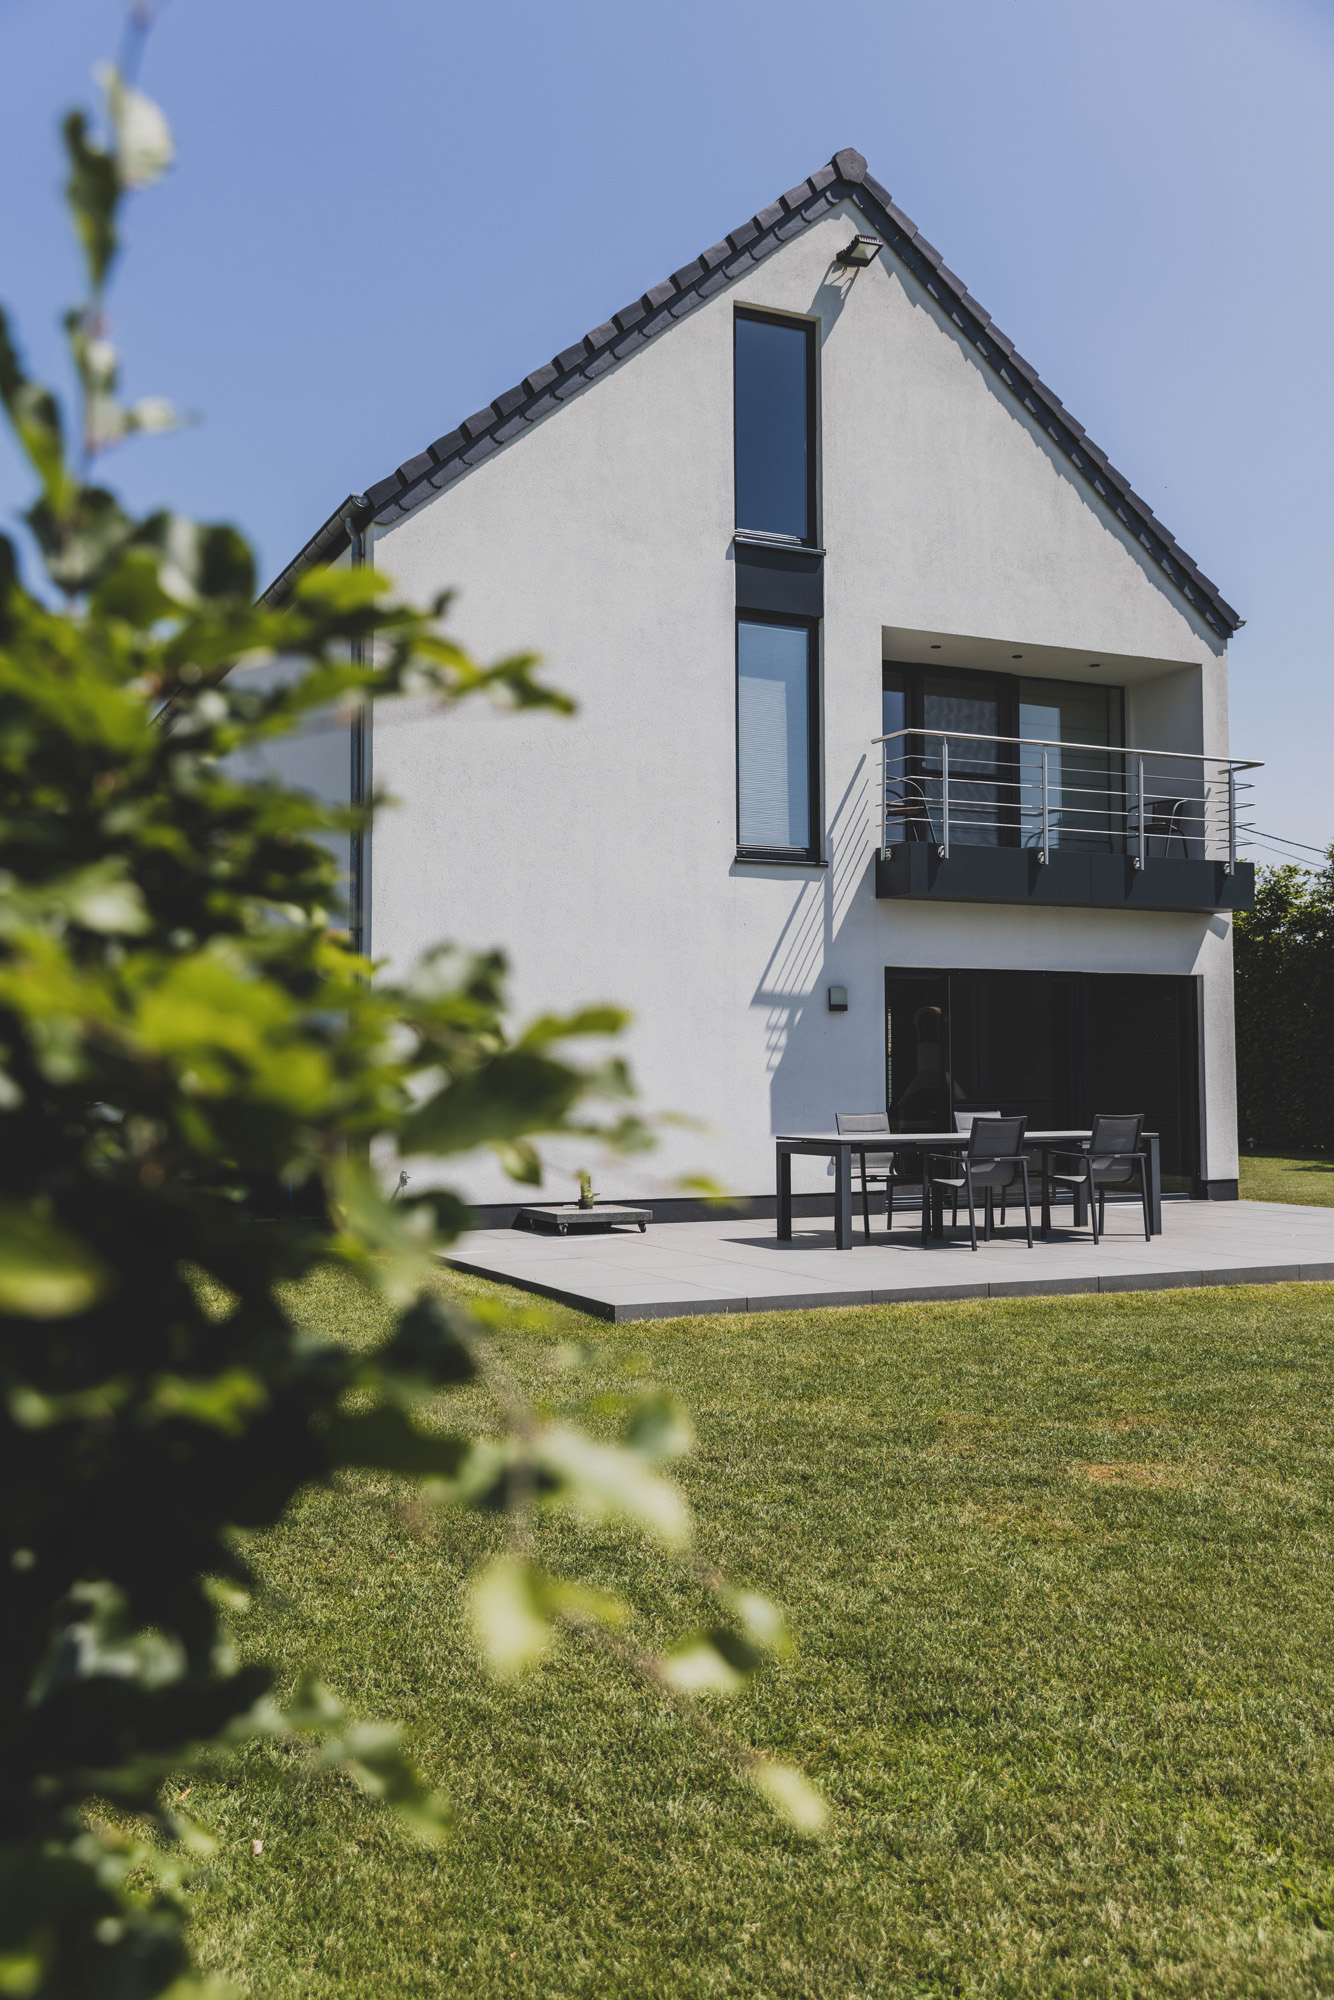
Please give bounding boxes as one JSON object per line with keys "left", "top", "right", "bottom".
{"left": 734, "top": 851, "right": 828, "bottom": 869}
{"left": 733, "top": 530, "right": 825, "bottom": 556}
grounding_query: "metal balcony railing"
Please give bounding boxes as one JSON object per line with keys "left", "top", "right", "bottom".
{"left": 872, "top": 728, "right": 1261, "bottom": 870}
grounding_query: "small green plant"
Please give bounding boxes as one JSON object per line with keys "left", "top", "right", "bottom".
{"left": 0, "top": 57, "right": 821, "bottom": 2000}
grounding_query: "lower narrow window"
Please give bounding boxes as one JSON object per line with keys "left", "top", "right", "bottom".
{"left": 736, "top": 617, "right": 817, "bottom": 857}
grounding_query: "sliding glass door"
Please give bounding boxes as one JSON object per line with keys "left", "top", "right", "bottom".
{"left": 1017, "top": 680, "right": 1121, "bottom": 852}
{"left": 885, "top": 968, "right": 1199, "bottom": 1180}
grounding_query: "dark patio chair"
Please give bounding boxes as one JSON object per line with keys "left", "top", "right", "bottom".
{"left": 926, "top": 1114, "right": 1033, "bottom": 1251}
{"left": 1134, "top": 794, "right": 1190, "bottom": 858}
{"left": 948, "top": 1110, "right": 1000, "bottom": 1225}
{"left": 886, "top": 774, "right": 938, "bottom": 845}
{"left": 1046, "top": 1113, "right": 1151, "bottom": 1243}
{"left": 1148, "top": 797, "right": 1190, "bottom": 857}
{"left": 835, "top": 1112, "right": 900, "bottom": 1239}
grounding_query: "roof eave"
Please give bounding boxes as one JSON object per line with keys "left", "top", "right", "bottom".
{"left": 262, "top": 149, "right": 1242, "bottom": 639}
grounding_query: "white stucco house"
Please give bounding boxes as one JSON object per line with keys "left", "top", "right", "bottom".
{"left": 263, "top": 147, "right": 1254, "bottom": 1222}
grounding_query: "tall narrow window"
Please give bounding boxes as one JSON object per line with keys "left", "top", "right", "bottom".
{"left": 736, "top": 617, "right": 817, "bottom": 858}
{"left": 734, "top": 311, "right": 814, "bottom": 543}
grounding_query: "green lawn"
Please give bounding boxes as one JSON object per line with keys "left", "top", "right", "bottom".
{"left": 186, "top": 1269, "right": 1334, "bottom": 1999}
{"left": 1241, "top": 1152, "right": 1334, "bottom": 1207}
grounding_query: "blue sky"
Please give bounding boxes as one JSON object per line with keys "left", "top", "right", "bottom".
{"left": 0, "top": 0, "right": 1330, "bottom": 857}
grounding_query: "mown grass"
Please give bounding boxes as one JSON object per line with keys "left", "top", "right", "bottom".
{"left": 1240, "top": 1152, "right": 1334, "bottom": 1207}
{"left": 186, "top": 1269, "right": 1334, "bottom": 1999}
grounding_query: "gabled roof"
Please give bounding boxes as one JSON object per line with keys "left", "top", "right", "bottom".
{"left": 264, "top": 149, "right": 1241, "bottom": 637}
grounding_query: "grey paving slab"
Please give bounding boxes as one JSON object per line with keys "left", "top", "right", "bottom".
{"left": 445, "top": 1200, "right": 1334, "bottom": 1322}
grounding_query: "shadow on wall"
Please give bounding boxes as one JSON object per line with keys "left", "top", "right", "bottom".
{"left": 747, "top": 755, "right": 876, "bottom": 1135}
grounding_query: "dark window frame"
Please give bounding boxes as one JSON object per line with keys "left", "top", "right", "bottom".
{"left": 735, "top": 610, "right": 822, "bottom": 864}
{"left": 734, "top": 307, "right": 818, "bottom": 548}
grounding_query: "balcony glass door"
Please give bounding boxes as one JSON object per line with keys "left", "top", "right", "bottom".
{"left": 920, "top": 672, "right": 1008, "bottom": 847}
{"left": 1016, "top": 681, "right": 1122, "bottom": 853}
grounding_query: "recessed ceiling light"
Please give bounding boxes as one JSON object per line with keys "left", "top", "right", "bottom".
{"left": 1088, "top": 661, "right": 1101, "bottom": 669}
{"left": 1011, "top": 654, "right": 1023, "bottom": 660}
{"left": 930, "top": 643, "right": 941, "bottom": 649}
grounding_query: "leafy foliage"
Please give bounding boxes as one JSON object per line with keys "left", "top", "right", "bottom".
{"left": 0, "top": 63, "right": 820, "bottom": 2000}
{"left": 1233, "top": 855, "right": 1334, "bottom": 1152}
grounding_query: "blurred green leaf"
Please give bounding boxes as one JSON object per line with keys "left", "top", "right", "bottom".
{"left": 536, "top": 1426, "right": 692, "bottom": 1547}
{"left": 0, "top": 1202, "right": 110, "bottom": 1318}
{"left": 468, "top": 1555, "right": 629, "bottom": 1679}
{"left": 748, "top": 1760, "right": 828, "bottom": 1835}
{"left": 94, "top": 65, "right": 175, "bottom": 191}
{"left": 661, "top": 1638, "right": 747, "bottom": 1696}
{"left": 622, "top": 1390, "right": 695, "bottom": 1464}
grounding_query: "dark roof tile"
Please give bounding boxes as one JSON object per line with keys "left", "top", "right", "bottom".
{"left": 396, "top": 451, "right": 434, "bottom": 484}
{"left": 671, "top": 257, "right": 706, "bottom": 288}
{"left": 613, "top": 300, "right": 647, "bottom": 332}
{"left": 523, "top": 364, "right": 559, "bottom": 396}
{"left": 585, "top": 320, "right": 618, "bottom": 351}
{"left": 753, "top": 201, "right": 784, "bottom": 230}
{"left": 781, "top": 181, "right": 813, "bottom": 209}
{"left": 461, "top": 408, "right": 495, "bottom": 440}
{"left": 364, "top": 474, "right": 402, "bottom": 508}
{"left": 642, "top": 279, "right": 677, "bottom": 310}
{"left": 832, "top": 147, "right": 868, "bottom": 182}
{"left": 553, "top": 341, "right": 590, "bottom": 371}
{"left": 492, "top": 385, "right": 527, "bottom": 418}
{"left": 429, "top": 428, "right": 465, "bottom": 460}
{"left": 728, "top": 218, "right": 760, "bottom": 251}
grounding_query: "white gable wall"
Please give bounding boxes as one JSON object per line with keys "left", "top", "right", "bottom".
{"left": 366, "top": 198, "right": 1236, "bottom": 1206}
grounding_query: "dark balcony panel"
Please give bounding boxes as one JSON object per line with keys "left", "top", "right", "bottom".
{"left": 874, "top": 843, "right": 1254, "bottom": 913}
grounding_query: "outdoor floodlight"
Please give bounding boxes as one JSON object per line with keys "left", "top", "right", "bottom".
{"left": 838, "top": 234, "right": 883, "bottom": 268}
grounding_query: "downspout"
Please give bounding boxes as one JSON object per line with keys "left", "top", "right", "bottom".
{"left": 341, "top": 496, "right": 371, "bottom": 956}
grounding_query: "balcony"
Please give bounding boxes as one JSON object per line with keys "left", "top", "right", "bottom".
{"left": 873, "top": 728, "right": 1258, "bottom": 913}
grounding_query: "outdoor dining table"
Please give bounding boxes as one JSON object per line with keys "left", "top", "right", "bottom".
{"left": 775, "top": 1131, "right": 1162, "bottom": 1249}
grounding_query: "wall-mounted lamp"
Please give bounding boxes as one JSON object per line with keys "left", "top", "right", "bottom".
{"left": 828, "top": 985, "right": 848, "bottom": 1013}
{"left": 837, "top": 235, "right": 882, "bottom": 268}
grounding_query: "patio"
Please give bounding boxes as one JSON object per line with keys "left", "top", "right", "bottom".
{"left": 446, "top": 1198, "right": 1334, "bottom": 1322}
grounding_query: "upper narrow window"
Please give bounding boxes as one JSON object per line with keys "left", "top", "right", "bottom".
{"left": 734, "top": 310, "right": 814, "bottom": 543}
